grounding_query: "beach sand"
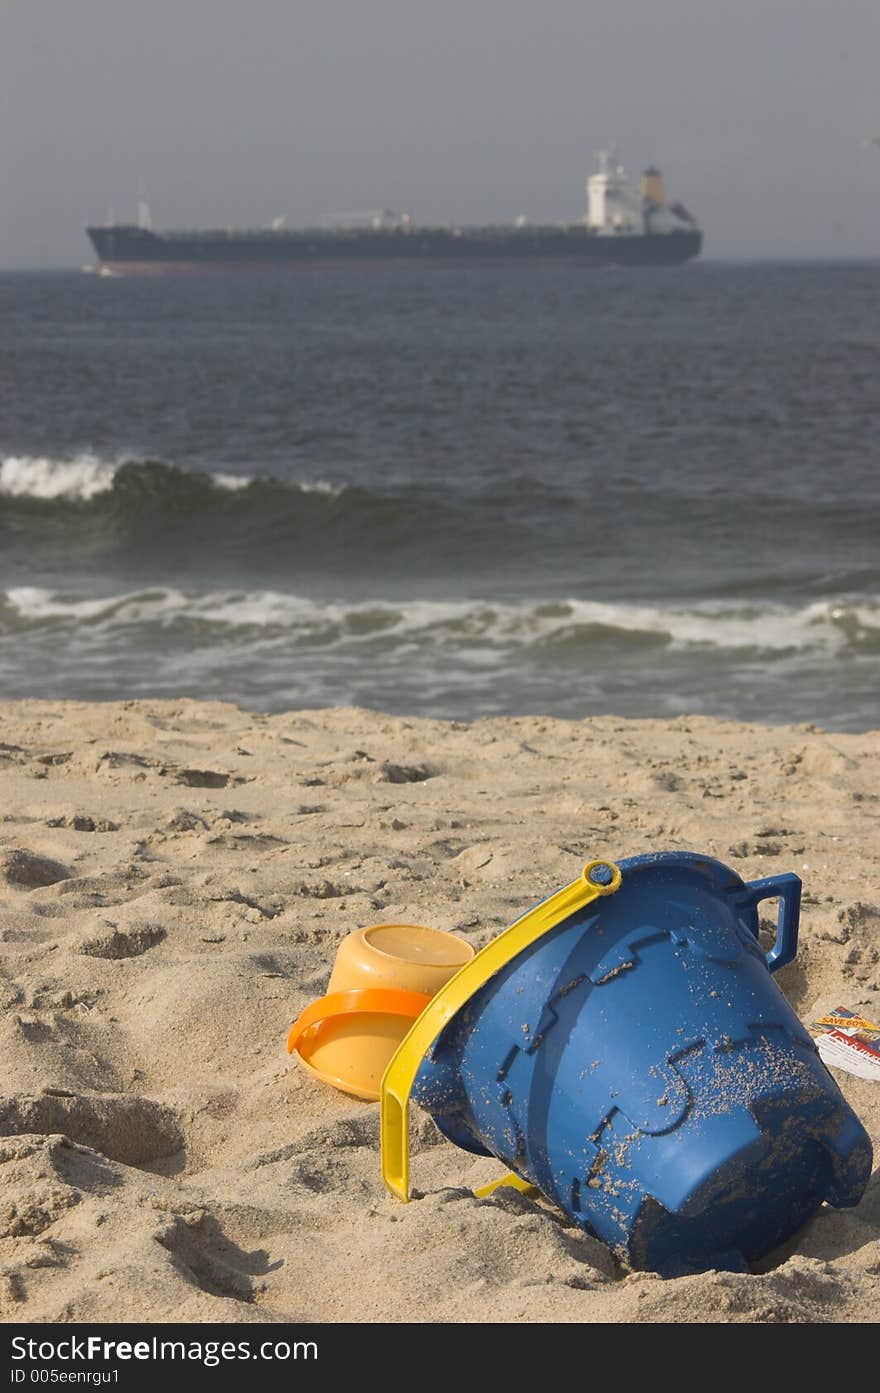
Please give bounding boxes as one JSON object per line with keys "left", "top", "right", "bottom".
{"left": 0, "top": 699, "right": 877, "bottom": 1323}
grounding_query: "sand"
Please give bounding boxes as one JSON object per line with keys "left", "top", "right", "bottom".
{"left": 0, "top": 699, "right": 877, "bottom": 1324}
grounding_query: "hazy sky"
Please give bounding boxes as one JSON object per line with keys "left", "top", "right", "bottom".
{"left": 2, "top": 0, "right": 878, "bottom": 265}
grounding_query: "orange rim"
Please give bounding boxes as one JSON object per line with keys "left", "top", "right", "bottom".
{"left": 286, "top": 987, "right": 434, "bottom": 1057}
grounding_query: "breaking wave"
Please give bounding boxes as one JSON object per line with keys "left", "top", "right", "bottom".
{"left": 2, "top": 586, "right": 878, "bottom": 656}
{"left": 3, "top": 456, "right": 879, "bottom": 590}
{"left": 0, "top": 453, "right": 340, "bottom": 503}
{"left": 0, "top": 454, "right": 473, "bottom": 571}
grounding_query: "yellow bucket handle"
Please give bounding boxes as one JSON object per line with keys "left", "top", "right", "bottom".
{"left": 380, "top": 859, "right": 622, "bottom": 1201}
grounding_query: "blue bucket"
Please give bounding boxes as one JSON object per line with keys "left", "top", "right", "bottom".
{"left": 411, "top": 852, "right": 872, "bottom": 1274}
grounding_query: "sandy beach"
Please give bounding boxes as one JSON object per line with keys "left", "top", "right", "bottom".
{"left": 0, "top": 699, "right": 877, "bottom": 1323}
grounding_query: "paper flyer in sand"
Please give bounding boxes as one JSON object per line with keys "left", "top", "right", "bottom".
{"left": 813, "top": 1006, "right": 880, "bottom": 1082}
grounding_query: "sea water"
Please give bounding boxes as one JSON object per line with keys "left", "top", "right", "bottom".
{"left": 1, "top": 262, "right": 877, "bottom": 729}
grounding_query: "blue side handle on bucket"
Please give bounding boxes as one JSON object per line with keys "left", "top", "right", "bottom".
{"left": 739, "top": 871, "right": 801, "bottom": 973}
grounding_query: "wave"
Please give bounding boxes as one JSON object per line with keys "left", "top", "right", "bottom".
{"left": 0, "top": 455, "right": 483, "bottom": 575}
{"left": 0, "top": 453, "right": 340, "bottom": 503}
{"left": 3, "top": 456, "right": 878, "bottom": 588}
{"left": 3, "top": 587, "right": 878, "bottom": 656}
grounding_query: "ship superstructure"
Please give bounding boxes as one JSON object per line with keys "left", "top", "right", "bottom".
{"left": 587, "top": 149, "right": 698, "bottom": 236}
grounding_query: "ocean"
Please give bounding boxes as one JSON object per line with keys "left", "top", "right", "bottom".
{"left": 1, "top": 262, "right": 878, "bottom": 730}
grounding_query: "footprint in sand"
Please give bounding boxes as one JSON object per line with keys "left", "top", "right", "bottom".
{"left": 0, "top": 1092, "right": 184, "bottom": 1168}
{"left": 73, "top": 921, "right": 165, "bottom": 959}
{"left": 1, "top": 849, "right": 71, "bottom": 889}
{"left": 153, "top": 1212, "right": 267, "bottom": 1302}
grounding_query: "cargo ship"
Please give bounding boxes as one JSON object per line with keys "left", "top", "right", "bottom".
{"left": 86, "top": 151, "right": 702, "bottom": 275}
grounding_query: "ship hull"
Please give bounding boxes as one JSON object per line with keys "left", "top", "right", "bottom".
{"left": 87, "top": 225, "right": 702, "bottom": 274}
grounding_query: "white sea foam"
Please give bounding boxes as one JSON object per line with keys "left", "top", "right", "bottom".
{"left": 210, "top": 472, "right": 253, "bottom": 492}
{"left": 289, "top": 479, "right": 342, "bottom": 495}
{"left": 3, "top": 586, "right": 877, "bottom": 654}
{"left": 555, "top": 598, "right": 852, "bottom": 651}
{"left": 4, "top": 587, "right": 128, "bottom": 621}
{"left": 184, "top": 469, "right": 342, "bottom": 496}
{"left": 0, "top": 454, "right": 118, "bottom": 501}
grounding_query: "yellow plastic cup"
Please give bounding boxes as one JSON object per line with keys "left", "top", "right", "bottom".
{"left": 287, "top": 924, "right": 475, "bottom": 1101}
{"left": 328, "top": 923, "right": 475, "bottom": 997}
